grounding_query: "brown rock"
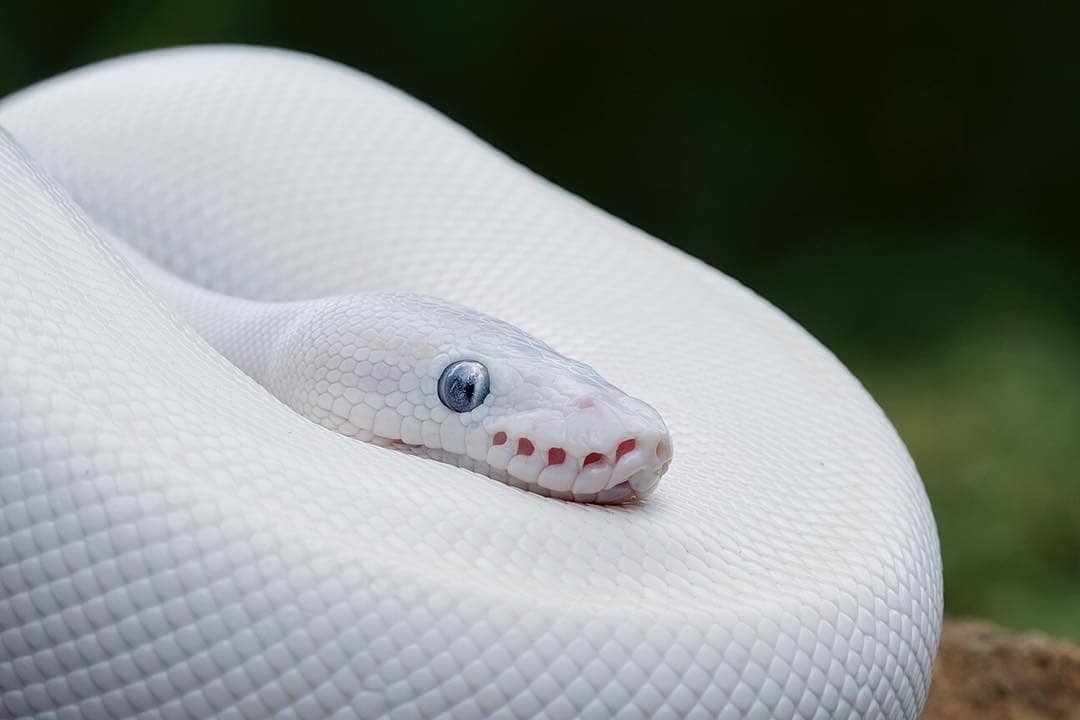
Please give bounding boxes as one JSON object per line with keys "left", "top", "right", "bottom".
{"left": 923, "top": 619, "right": 1080, "bottom": 720}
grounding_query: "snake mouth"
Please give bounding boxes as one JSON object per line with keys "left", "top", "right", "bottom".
{"left": 379, "top": 421, "right": 673, "bottom": 504}
{"left": 484, "top": 430, "right": 673, "bottom": 504}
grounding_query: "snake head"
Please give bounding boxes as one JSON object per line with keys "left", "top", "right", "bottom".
{"left": 283, "top": 293, "right": 673, "bottom": 503}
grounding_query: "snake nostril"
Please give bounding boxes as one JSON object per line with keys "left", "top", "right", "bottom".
{"left": 492, "top": 431, "right": 507, "bottom": 446}
{"left": 616, "top": 439, "right": 636, "bottom": 460}
{"left": 547, "top": 447, "right": 566, "bottom": 465}
{"left": 516, "top": 438, "right": 535, "bottom": 456}
{"left": 583, "top": 452, "right": 606, "bottom": 467}
{"left": 656, "top": 439, "right": 670, "bottom": 460}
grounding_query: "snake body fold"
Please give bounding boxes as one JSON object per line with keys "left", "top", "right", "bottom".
{"left": 0, "top": 46, "right": 942, "bottom": 719}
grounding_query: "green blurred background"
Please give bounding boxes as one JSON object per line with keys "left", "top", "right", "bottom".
{"left": 1, "top": 2, "right": 1077, "bottom": 639}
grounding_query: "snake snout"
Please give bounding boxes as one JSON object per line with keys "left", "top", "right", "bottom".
{"left": 482, "top": 382, "right": 672, "bottom": 503}
{"left": 602, "top": 428, "right": 673, "bottom": 503}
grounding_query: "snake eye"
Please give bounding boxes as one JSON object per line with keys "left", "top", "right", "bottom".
{"left": 438, "top": 360, "right": 490, "bottom": 413}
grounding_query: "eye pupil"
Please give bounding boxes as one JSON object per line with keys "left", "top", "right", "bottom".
{"left": 438, "top": 360, "right": 490, "bottom": 413}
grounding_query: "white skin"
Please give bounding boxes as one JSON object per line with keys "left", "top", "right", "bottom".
{"left": 120, "top": 242, "right": 673, "bottom": 503}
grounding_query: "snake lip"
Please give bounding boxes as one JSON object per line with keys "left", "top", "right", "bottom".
{"left": 595, "top": 481, "right": 636, "bottom": 504}
{"left": 488, "top": 427, "right": 672, "bottom": 504}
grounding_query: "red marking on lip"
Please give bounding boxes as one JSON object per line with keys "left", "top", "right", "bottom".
{"left": 583, "top": 452, "right": 605, "bottom": 467}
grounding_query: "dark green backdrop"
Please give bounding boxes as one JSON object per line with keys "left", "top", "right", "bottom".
{"left": 2, "top": 2, "right": 1077, "bottom": 639}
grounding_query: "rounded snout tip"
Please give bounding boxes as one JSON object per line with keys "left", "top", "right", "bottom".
{"left": 593, "top": 429, "right": 673, "bottom": 504}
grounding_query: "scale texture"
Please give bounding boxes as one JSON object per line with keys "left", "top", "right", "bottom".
{"left": 0, "top": 46, "right": 942, "bottom": 719}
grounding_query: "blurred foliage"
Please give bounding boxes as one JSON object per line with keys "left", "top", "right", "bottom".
{"left": 1, "top": 2, "right": 1077, "bottom": 638}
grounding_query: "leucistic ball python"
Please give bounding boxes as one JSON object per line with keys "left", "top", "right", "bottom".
{"left": 0, "top": 46, "right": 942, "bottom": 719}
{"left": 114, "top": 242, "right": 674, "bottom": 504}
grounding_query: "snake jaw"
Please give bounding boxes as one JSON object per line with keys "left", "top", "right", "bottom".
{"left": 483, "top": 399, "right": 673, "bottom": 504}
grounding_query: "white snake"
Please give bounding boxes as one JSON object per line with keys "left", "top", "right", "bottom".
{"left": 110, "top": 240, "right": 673, "bottom": 505}
{"left": 0, "top": 46, "right": 942, "bottom": 718}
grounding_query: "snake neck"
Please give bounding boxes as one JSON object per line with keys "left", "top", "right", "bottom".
{"left": 107, "top": 234, "right": 306, "bottom": 386}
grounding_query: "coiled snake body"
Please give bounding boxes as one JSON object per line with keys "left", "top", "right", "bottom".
{"left": 0, "top": 46, "right": 942, "bottom": 718}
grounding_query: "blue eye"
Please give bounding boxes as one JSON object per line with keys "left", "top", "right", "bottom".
{"left": 438, "top": 360, "right": 490, "bottom": 413}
